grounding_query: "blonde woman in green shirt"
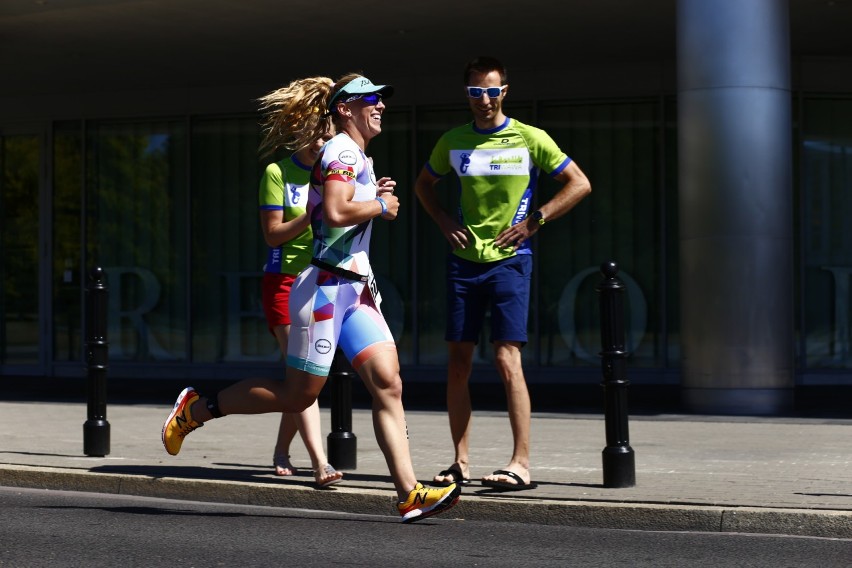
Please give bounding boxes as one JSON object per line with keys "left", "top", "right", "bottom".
{"left": 256, "top": 77, "right": 342, "bottom": 488}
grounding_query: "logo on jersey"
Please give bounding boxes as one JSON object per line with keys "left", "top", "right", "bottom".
{"left": 315, "top": 339, "right": 332, "bottom": 354}
{"left": 338, "top": 150, "right": 357, "bottom": 165}
{"left": 489, "top": 154, "right": 524, "bottom": 171}
{"left": 450, "top": 149, "right": 529, "bottom": 177}
{"left": 290, "top": 185, "right": 301, "bottom": 204}
{"left": 512, "top": 195, "right": 532, "bottom": 226}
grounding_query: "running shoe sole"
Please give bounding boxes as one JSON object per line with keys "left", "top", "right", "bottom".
{"left": 161, "top": 386, "right": 198, "bottom": 455}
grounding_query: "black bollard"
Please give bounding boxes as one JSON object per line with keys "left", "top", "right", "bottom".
{"left": 597, "top": 261, "right": 635, "bottom": 487}
{"left": 327, "top": 349, "right": 357, "bottom": 470}
{"left": 83, "top": 266, "right": 110, "bottom": 457}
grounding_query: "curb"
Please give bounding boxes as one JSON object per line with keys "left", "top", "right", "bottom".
{"left": 2, "top": 465, "right": 851, "bottom": 538}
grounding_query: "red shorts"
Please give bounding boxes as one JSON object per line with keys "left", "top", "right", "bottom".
{"left": 262, "top": 272, "right": 298, "bottom": 333}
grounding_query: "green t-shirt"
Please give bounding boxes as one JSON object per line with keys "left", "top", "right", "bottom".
{"left": 425, "top": 117, "right": 571, "bottom": 263}
{"left": 258, "top": 155, "right": 313, "bottom": 275}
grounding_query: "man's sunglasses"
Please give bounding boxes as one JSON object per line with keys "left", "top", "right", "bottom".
{"left": 466, "top": 85, "right": 507, "bottom": 99}
{"left": 343, "top": 93, "right": 383, "bottom": 105}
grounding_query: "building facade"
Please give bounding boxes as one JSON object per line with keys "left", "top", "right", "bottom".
{"left": 1, "top": 0, "right": 851, "bottom": 413}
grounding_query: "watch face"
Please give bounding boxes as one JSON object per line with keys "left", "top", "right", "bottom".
{"left": 532, "top": 210, "right": 544, "bottom": 225}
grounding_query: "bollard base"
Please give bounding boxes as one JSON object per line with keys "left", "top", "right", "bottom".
{"left": 327, "top": 432, "right": 357, "bottom": 470}
{"left": 602, "top": 445, "right": 635, "bottom": 488}
{"left": 83, "top": 419, "right": 111, "bottom": 457}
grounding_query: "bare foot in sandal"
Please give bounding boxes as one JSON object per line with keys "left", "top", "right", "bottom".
{"left": 273, "top": 453, "right": 296, "bottom": 476}
{"left": 315, "top": 463, "right": 343, "bottom": 488}
{"left": 481, "top": 464, "right": 537, "bottom": 491}
{"left": 433, "top": 463, "right": 470, "bottom": 486}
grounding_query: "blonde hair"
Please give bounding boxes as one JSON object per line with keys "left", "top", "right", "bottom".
{"left": 257, "top": 76, "right": 334, "bottom": 158}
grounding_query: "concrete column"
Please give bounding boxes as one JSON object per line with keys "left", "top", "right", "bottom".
{"left": 677, "top": 0, "right": 794, "bottom": 414}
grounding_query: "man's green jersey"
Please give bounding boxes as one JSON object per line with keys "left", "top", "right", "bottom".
{"left": 425, "top": 117, "right": 571, "bottom": 263}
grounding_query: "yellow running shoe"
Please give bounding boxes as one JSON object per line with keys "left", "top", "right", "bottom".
{"left": 161, "top": 387, "right": 202, "bottom": 456}
{"left": 397, "top": 482, "right": 461, "bottom": 523}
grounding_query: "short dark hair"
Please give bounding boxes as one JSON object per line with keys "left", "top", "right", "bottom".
{"left": 463, "top": 56, "right": 507, "bottom": 84}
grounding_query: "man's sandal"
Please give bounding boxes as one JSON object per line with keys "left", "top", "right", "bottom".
{"left": 432, "top": 466, "right": 471, "bottom": 487}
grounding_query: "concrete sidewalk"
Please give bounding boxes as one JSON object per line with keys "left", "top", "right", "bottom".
{"left": 1, "top": 399, "right": 851, "bottom": 537}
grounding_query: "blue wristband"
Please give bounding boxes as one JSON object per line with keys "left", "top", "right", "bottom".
{"left": 375, "top": 196, "right": 387, "bottom": 216}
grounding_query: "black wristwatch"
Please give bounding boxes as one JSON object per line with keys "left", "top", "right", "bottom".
{"left": 530, "top": 210, "right": 546, "bottom": 226}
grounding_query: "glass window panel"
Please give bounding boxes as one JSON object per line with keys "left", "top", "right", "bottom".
{"left": 538, "top": 100, "right": 662, "bottom": 368}
{"left": 801, "top": 97, "right": 852, "bottom": 368}
{"left": 0, "top": 134, "right": 40, "bottom": 364}
{"left": 413, "top": 107, "right": 473, "bottom": 366}
{"left": 53, "top": 122, "right": 84, "bottom": 361}
{"left": 362, "top": 107, "right": 414, "bottom": 363}
{"left": 663, "top": 97, "right": 680, "bottom": 368}
{"left": 190, "top": 116, "right": 271, "bottom": 363}
{"left": 86, "top": 119, "right": 188, "bottom": 362}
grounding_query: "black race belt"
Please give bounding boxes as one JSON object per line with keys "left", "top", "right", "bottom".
{"left": 310, "top": 258, "right": 368, "bottom": 282}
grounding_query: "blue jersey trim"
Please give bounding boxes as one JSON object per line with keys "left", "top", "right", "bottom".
{"left": 550, "top": 156, "right": 572, "bottom": 177}
{"left": 472, "top": 116, "right": 511, "bottom": 135}
{"left": 424, "top": 161, "right": 444, "bottom": 179}
{"left": 291, "top": 154, "right": 312, "bottom": 171}
{"left": 511, "top": 188, "right": 534, "bottom": 227}
{"left": 259, "top": 204, "right": 284, "bottom": 210}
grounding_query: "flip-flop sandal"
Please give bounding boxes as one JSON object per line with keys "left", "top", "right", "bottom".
{"left": 481, "top": 469, "right": 538, "bottom": 491}
{"left": 315, "top": 463, "right": 343, "bottom": 488}
{"left": 433, "top": 466, "right": 471, "bottom": 487}
{"left": 273, "top": 453, "right": 296, "bottom": 476}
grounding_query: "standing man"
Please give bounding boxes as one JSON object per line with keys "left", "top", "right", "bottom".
{"left": 414, "top": 56, "right": 591, "bottom": 491}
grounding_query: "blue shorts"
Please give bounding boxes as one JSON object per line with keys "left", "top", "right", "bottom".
{"left": 445, "top": 253, "right": 532, "bottom": 344}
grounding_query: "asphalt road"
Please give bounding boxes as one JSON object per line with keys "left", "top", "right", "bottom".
{"left": 1, "top": 487, "right": 851, "bottom": 567}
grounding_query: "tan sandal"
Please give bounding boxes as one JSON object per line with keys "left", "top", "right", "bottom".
{"left": 273, "top": 453, "right": 296, "bottom": 476}
{"left": 315, "top": 463, "right": 343, "bottom": 488}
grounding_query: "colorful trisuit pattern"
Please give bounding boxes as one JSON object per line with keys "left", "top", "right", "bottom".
{"left": 286, "top": 133, "right": 395, "bottom": 376}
